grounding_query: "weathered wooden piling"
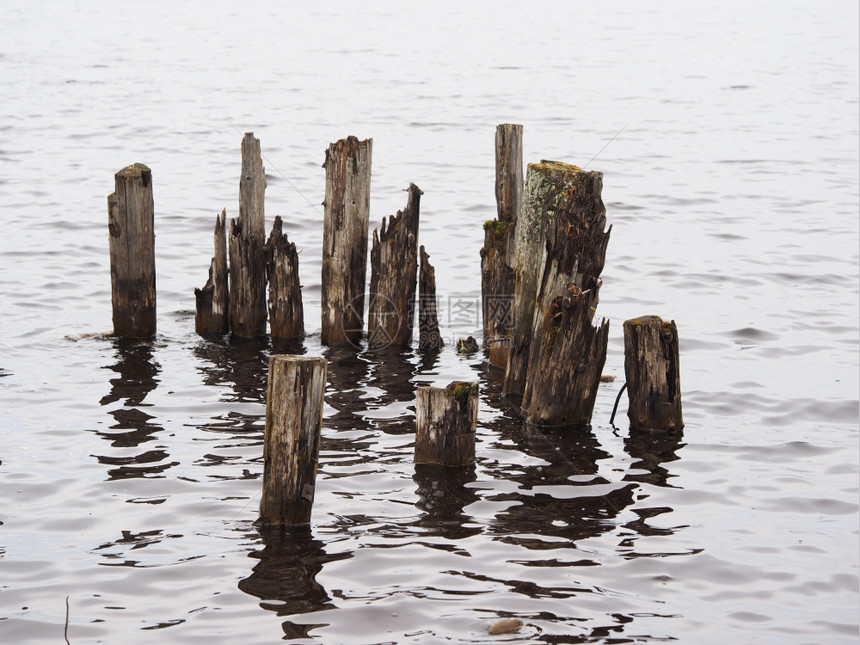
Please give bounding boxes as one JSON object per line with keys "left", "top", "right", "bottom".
{"left": 508, "top": 162, "right": 611, "bottom": 427}
{"left": 260, "top": 355, "right": 327, "bottom": 525}
{"left": 266, "top": 216, "right": 304, "bottom": 340}
{"left": 194, "top": 209, "right": 229, "bottom": 335}
{"left": 623, "top": 316, "right": 684, "bottom": 432}
{"left": 481, "top": 124, "right": 523, "bottom": 368}
{"left": 368, "top": 183, "right": 422, "bottom": 350}
{"left": 418, "top": 245, "right": 444, "bottom": 350}
{"left": 108, "top": 163, "right": 156, "bottom": 338}
{"left": 321, "top": 136, "right": 372, "bottom": 345}
{"left": 229, "top": 133, "right": 268, "bottom": 337}
{"left": 415, "top": 381, "right": 479, "bottom": 467}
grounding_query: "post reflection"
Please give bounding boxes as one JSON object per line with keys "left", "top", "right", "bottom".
{"left": 623, "top": 428, "right": 686, "bottom": 488}
{"left": 193, "top": 336, "right": 273, "bottom": 403}
{"left": 413, "top": 464, "right": 481, "bottom": 539}
{"left": 96, "top": 338, "right": 175, "bottom": 479}
{"left": 238, "top": 524, "right": 350, "bottom": 640}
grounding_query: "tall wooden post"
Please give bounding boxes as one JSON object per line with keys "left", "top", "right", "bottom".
{"left": 229, "top": 133, "right": 268, "bottom": 337}
{"left": 368, "top": 183, "right": 422, "bottom": 350}
{"left": 623, "top": 316, "right": 684, "bottom": 432}
{"left": 415, "top": 382, "right": 479, "bottom": 467}
{"left": 321, "top": 136, "right": 372, "bottom": 345}
{"left": 418, "top": 245, "right": 444, "bottom": 350}
{"left": 266, "top": 216, "right": 304, "bottom": 340}
{"left": 108, "top": 163, "right": 156, "bottom": 338}
{"left": 260, "top": 355, "right": 327, "bottom": 525}
{"left": 195, "top": 209, "right": 229, "bottom": 335}
{"left": 481, "top": 124, "right": 522, "bottom": 368}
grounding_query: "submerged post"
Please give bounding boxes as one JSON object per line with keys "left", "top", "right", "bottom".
{"left": 321, "top": 136, "right": 372, "bottom": 345}
{"left": 623, "top": 316, "right": 684, "bottom": 432}
{"left": 260, "top": 355, "right": 327, "bottom": 525}
{"left": 195, "top": 209, "right": 229, "bottom": 335}
{"left": 418, "top": 245, "right": 444, "bottom": 350}
{"left": 229, "top": 132, "right": 268, "bottom": 337}
{"left": 108, "top": 163, "right": 156, "bottom": 338}
{"left": 266, "top": 216, "right": 304, "bottom": 340}
{"left": 368, "top": 183, "right": 422, "bottom": 350}
{"left": 481, "top": 124, "right": 522, "bottom": 367}
{"left": 415, "top": 382, "right": 479, "bottom": 467}
{"left": 507, "top": 161, "right": 611, "bottom": 427}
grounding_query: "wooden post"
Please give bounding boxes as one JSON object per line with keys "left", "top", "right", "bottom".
{"left": 107, "top": 163, "right": 156, "bottom": 338}
{"left": 519, "top": 163, "right": 611, "bottom": 427}
{"left": 415, "top": 381, "right": 478, "bottom": 467}
{"left": 229, "top": 133, "right": 268, "bottom": 337}
{"left": 368, "top": 183, "right": 422, "bottom": 350}
{"left": 481, "top": 124, "right": 522, "bottom": 368}
{"left": 260, "top": 355, "right": 327, "bottom": 525}
{"left": 623, "top": 316, "right": 684, "bottom": 431}
{"left": 418, "top": 245, "right": 444, "bottom": 350}
{"left": 321, "top": 136, "right": 372, "bottom": 345}
{"left": 266, "top": 216, "right": 304, "bottom": 340}
{"left": 194, "top": 209, "right": 229, "bottom": 335}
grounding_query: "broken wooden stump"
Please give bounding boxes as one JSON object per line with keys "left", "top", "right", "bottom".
{"left": 509, "top": 161, "right": 611, "bottom": 426}
{"left": 108, "top": 163, "right": 156, "bottom": 338}
{"left": 229, "top": 133, "right": 268, "bottom": 337}
{"left": 368, "top": 183, "right": 422, "bottom": 350}
{"left": 415, "top": 381, "right": 478, "bottom": 467}
{"left": 481, "top": 124, "right": 522, "bottom": 368}
{"left": 623, "top": 316, "right": 684, "bottom": 432}
{"left": 266, "top": 216, "right": 304, "bottom": 340}
{"left": 194, "top": 209, "right": 229, "bottom": 335}
{"left": 418, "top": 245, "right": 444, "bottom": 351}
{"left": 321, "top": 136, "right": 372, "bottom": 345}
{"left": 260, "top": 355, "right": 327, "bottom": 525}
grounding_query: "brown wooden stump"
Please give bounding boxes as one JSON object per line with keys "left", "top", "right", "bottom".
{"left": 194, "top": 209, "right": 229, "bottom": 335}
{"left": 368, "top": 183, "right": 421, "bottom": 350}
{"left": 260, "top": 355, "right": 327, "bottom": 525}
{"left": 321, "top": 136, "right": 372, "bottom": 345}
{"left": 108, "top": 163, "right": 156, "bottom": 338}
{"left": 418, "top": 245, "right": 444, "bottom": 350}
{"left": 481, "top": 124, "right": 522, "bottom": 368}
{"left": 415, "top": 382, "right": 478, "bottom": 466}
{"left": 623, "top": 316, "right": 684, "bottom": 432}
{"left": 229, "top": 133, "right": 268, "bottom": 337}
{"left": 266, "top": 216, "right": 304, "bottom": 340}
{"left": 515, "top": 162, "right": 611, "bottom": 427}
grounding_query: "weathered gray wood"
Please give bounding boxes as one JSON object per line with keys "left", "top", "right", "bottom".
{"left": 321, "top": 136, "right": 372, "bottom": 345}
{"left": 266, "top": 216, "right": 304, "bottom": 340}
{"left": 194, "top": 209, "right": 229, "bottom": 335}
{"left": 108, "top": 163, "right": 156, "bottom": 338}
{"left": 519, "top": 163, "right": 611, "bottom": 427}
{"left": 481, "top": 124, "right": 522, "bottom": 368}
{"left": 368, "top": 183, "right": 422, "bottom": 350}
{"left": 260, "top": 355, "right": 327, "bottom": 525}
{"left": 418, "top": 245, "right": 444, "bottom": 350}
{"left": 623, "top": 316, "right": 684, "bottom": 432}
{"left": 229, "top": 133, "right": 268, "bottom": 337}
{"left": 415, "top": 382, "right": 478, "bottom": 466}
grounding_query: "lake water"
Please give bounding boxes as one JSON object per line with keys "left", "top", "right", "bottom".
{"left": 1, "top": 1, "right": 858, "bottom": 643}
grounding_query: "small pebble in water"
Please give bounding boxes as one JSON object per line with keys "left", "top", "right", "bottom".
{"left": 488, "top": 617, "right": 523, "bottom": 635}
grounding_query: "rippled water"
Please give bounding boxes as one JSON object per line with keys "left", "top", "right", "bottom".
{"left": 1, "top": 1, "right": 858, "bottom": 643}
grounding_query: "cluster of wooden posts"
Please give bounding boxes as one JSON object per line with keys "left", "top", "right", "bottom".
{"left": 106, "top": 124, "right": 683, "bottom": 526}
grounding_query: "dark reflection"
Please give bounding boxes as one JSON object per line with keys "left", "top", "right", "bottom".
{"left": 623, "top": 428, "right": 686, "bottom": 488}
{"left": 92, "top": 528, "right": 183, "bottom": 567}
{"left": 238, "top": 524, "right": 350, "bottom": 640}
{"left": 194, "top": 335, "right": 272, "bottom": 403}
{"left": 96, "top": 338, "right": 175, "bottom": 479}
{"left": 364, "top": 346, "right": 418, "bottom": 435}
{"left": 323, "top": 343, "right": 373, "bottom": 432}
{"left": 413, "top": 464, "right": 481, "bottom": 539}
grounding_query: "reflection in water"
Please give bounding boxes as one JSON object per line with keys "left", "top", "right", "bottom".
{"left": 96, "top": 338, "right": 175, "bottom": 479}
{"left": 364, "top": 346, "right": 418, "bottom": 435}
{"left": 623, "top": 428, "right": 685, "bottom": 488}
{"left": 413, "top": 465, "right": 481, "bottom": 539}
{"left": 238, "top": 524, "right": 350, "bottom": 641}
{"left": 91, "top": 528, "right": 184, "bottom": 568}
{"left": 194, "top": 336, "right": 273, "bottom": 403}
